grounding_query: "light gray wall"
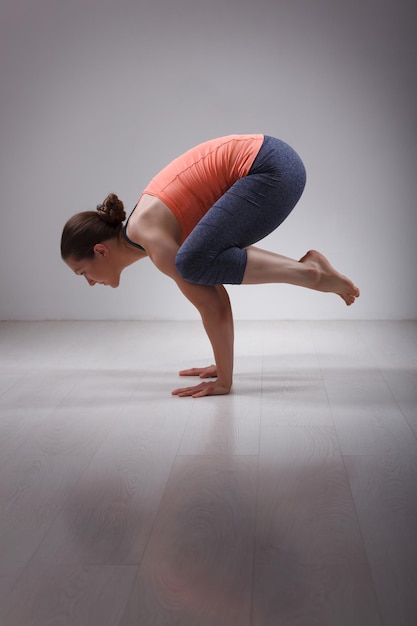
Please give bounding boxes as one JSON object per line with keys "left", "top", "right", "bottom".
{"left": 1, "top": 0, "right": 416, "bottom": 320}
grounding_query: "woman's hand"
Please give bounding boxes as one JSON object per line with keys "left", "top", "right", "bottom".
{"left": 178, "top": 364, "right": 217, "bottom": 378}
{"left": 172, "top": 379, "right": 231, "bottom": 398}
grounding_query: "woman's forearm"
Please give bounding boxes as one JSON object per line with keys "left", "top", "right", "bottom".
{"left": 200, "top": 285, "right": 234, "bottom": 389}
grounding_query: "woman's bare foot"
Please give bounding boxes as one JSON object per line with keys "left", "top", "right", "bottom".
{"left": 299, "top": 250, "right": 360, "bottom": 305}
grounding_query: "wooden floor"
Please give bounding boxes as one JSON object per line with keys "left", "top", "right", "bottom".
{"left": 0, "top": 320, "right": 416, "bottom": 626}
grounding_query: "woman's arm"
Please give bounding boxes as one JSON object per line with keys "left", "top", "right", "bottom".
{"left": 144, "top": 235, "right": 234, "bottom": 397}
{"left": 172, "top": 282, "right": 234, "bottom": 397}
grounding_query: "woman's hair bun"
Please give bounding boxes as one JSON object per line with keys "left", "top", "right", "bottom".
{"left": 96, "top": 193, "right": 126, "bottom": 226}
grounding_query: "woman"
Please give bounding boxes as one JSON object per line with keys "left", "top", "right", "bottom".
{"left": 61, "top": 134, "right": 359, "bottom": 397}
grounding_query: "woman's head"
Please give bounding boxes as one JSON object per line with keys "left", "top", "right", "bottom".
{"left": 61, "top": 193, "right": 126, "bottom": 261}
{"left": 61, "top": 193, "right": 128, "bottom": 288}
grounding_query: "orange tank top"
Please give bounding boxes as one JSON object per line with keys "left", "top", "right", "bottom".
{"left": 142, "top": 134, "right": 264, "bottom": 242}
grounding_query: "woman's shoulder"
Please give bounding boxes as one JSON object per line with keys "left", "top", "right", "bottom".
{"left": 132, "top": 194, "right": 183, "bottom": 245}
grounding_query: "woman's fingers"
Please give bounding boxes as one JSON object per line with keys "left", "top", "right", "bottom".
{"left": 178, "top": 365, "right": 217, "bottom": 378}
{"left": 171, "top": 380, "right": 230, "bottom": 398}
{"left": 171, "top": 383, "right": 207, "bottom": 396}
{"left": 178, "top": 367, "right": 206, "bottom": 377}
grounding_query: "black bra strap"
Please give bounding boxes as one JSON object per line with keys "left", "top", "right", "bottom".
{"left": 122, "top": 204, "right": 145, "bottom": 251}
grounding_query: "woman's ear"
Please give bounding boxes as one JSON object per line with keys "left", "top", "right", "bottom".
{"left": 93, "top": 243, "right": 110, "bottom": 258}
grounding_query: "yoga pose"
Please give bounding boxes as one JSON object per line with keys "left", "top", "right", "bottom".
{"left": 61, "top": 134, "right": 360, "bottom": 397}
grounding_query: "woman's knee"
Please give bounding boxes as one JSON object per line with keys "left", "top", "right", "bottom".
{"left": 175, "top": 246, "right": 206, "bottom": 283}
{"left": 176, "top": 244, "right": 247, "bottom": 285}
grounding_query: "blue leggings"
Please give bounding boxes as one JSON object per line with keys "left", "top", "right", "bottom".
{"left": 175, "top": 136, "right": 306, "bottom": 285}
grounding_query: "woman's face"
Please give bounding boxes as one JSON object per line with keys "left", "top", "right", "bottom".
{"left": 66, "top": 244, "right": 121, "bottom": 288}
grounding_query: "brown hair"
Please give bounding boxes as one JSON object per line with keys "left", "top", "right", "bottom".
{"left": 61, "top": 193, "right": 126, "bottom": 260}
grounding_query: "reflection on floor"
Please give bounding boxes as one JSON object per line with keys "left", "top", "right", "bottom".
{"left": 0, "top": 320, "right": 416, "bottom": 625}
